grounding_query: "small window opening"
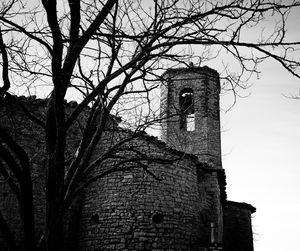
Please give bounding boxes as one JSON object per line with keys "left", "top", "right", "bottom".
{"left": 180, "top": 88, "right": 195, "bottom": 131}
{"left": 152, "top": 212, "right": 164, "bottom": 224}
{"left": 90, "top": 214, "right": 99, "bottom": 225}
{"left": 186, "top": 114, "right": 195, "bottom": 131}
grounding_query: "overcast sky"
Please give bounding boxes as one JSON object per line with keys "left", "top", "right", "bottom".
{"left": 221, "top": 62, "right": 300, "bottom": 251}
{"left": 220, "top": 6, "right": 300, "bottom": 249}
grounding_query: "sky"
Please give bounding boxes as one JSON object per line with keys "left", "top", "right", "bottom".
{"left": 221, "top": 48, "right": 300, "bottom": 251}
{"left": 218, "top": 5, "right": 300, "bottom": 251}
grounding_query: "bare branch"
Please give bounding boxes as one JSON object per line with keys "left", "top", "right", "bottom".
{"left": 0, "top": 28, "right": 10, "bottom": 95}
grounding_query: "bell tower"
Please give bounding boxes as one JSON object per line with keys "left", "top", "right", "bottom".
{"left": 160, "top": 66, "right": 222, "bottom": 168}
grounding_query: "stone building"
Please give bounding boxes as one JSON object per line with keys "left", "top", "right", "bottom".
{"left": 0, "top": 66, "right": 256, "bottom": 250}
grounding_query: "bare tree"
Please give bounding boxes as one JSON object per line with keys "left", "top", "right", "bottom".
{"left": 0, "top": 0, "right": 300, "bottom": 250}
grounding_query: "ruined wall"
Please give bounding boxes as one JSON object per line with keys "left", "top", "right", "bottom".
{"left": 0, "top": 95, "right": 224, "bottom": 251}
{"left": 223, "top": 201, "right": 256, "bottom": 251}
{"left": 0, "top": 74, "right": 255, "bottom": 251}
{"left": 0, "top": 96, "right": 47, "bottom": 249}
{"left": 0, "top": 96, "right": 84, "bottom": 250}
{"left": 198, "top": 169, "right": 224, "bottom": 244}
{"left": 77, "top": 131, "right": 224, "bottom": 251}
{"left": 160, "top": 66, "right": 222, "bottom": 167}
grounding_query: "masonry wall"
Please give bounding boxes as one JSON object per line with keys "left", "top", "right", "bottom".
{"left": 198, "top": 170, "right": 224, "bottom": 244}
{"left": 0, "top": 96, "right": 85, "bottom": 250}
{"left": 223, "top": 201, "right": 256, "bottom": 251}
{"left": 77, "top": 131, "right": 223, "bottom": 251}
{"left": 0, "top": 93, "right": 255, "bottom": 251}
{"left": 0, "top": 95, "right": 224, "bottom": 251}
{"left": 0, "top": 97, "right": 47, "bottom": 250}
{"left": 160, "top": 66, "right": 222, "bottom": 167}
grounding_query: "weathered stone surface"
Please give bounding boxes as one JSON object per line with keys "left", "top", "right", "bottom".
{"left": 0, "top": 67, "right": 255, "bottom": 251}
{"left": 161, "top": 66, "right": 222, "bottom": 168}
{"left": 223, "top": 201, "right": 256, "bottom": 251}
{"left": 77, "top": 130, "right": 223, "bottom": 250}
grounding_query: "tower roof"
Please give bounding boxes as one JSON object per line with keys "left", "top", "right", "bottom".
{"left": 162, "top": 65, "right": 219, "bottom": 78}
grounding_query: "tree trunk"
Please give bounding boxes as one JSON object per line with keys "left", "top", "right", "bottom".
{"left": 45, "top": 95, "right": 66, "bottom": 251}
{"left": 0, "top": 211, "right": 17, "bottom": 251}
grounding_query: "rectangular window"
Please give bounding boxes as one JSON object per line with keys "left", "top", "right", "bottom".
{"left": 186, "top": 114, "right": 195, "bottom": 131}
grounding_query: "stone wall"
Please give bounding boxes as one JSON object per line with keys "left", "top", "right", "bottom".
{"left": 0, "top": 83, "right": 255, "bottom": 251}
{"left": 160, "top": 66, "right": 222, "bottom": 167}
{"left": 0, "top": 96, "right": 47, "bottom": 249}
{"left": 223, "top": 201, "right": 256, "bottom": 251}
{"left": 0, "top": 96, "right": 224, "bottom": 251}
{"left": 0, "top": 96, "right": 85, "bottom": 250}
{"left": 77, "top": 131, "right": 224, "bottom": 251}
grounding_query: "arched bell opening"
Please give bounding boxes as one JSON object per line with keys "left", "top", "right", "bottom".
{"left": 179, "top": 88, "right": 195, "bottom": 131}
